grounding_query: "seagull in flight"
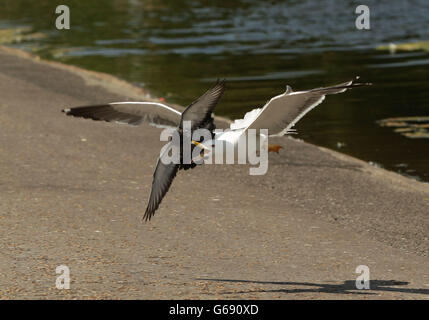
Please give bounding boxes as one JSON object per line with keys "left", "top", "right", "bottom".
{"left": 62, "top": 77, "right": 370, "bottom": 220}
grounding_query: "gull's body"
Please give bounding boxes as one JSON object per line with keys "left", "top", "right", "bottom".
{"left": 62, "top": 78, "right": 369, "bottom": 220}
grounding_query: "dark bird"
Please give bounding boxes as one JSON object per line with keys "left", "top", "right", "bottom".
{"left": 142, "top": 80, "right": 225, "bottom": 221}
{"left": 63, "top": 80, "right": 226, "bottom": 221}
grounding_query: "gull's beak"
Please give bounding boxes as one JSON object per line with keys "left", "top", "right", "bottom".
{"left": 192, "top": 140, "right": 211, "bottom": 151}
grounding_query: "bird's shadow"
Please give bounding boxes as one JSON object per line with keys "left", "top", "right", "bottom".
{"left": 196, "top": 278, "right": 429, "bottom": 296}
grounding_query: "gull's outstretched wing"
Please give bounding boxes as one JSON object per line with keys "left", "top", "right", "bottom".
{"left": 144, "top": 81, "right": 225, "bottom": 221}
{"left": 180, "top": 80, "right": 226, "bottom": 130}
{"left": 62, "top": 102, "right": 182, "bottom": 128}
{"left": 231, "top": 78, "right": 370, "bottom": 136}
{"left": 144, "top": 142, "right": 180, "bottom": 221}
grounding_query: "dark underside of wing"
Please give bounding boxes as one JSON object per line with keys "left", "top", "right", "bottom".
{"left": 144, "top": 130, "right": 211, "bottom": 220}
{"left": 144, "top": 159, "right": 180, "bottom": 221}
{"left": 62, "top": 103, "right": 180, "bottom": 127}
{"left": 63, "top": 105, "right": 143, "bottom": 125}
{"left": 180, "top": 80, "right": 226, "bottom": 130}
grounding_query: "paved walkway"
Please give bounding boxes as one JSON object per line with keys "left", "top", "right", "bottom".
{"left": 0, "top": 46, "right": 427, "bottom": 299}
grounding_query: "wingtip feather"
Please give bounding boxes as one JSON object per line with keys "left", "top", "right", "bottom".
{"left": 143, "top": 208, "right": 154, "bottom": 222}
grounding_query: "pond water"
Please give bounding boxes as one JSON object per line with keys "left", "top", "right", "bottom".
{"left": 1, "top": 0, "right": 428, "bottom": 182}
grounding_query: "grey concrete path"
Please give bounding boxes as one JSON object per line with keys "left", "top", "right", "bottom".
{"left": 0, "top": 46, "right": 427, "bottom": 299}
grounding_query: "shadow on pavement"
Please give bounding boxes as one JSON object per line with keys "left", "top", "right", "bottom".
{"left": 196, "top": 278, "right": 429, "bottom": 296}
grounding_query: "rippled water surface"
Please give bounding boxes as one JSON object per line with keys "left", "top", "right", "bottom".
{"left": 1, "top": 0, "right": 428, "bottom": 181}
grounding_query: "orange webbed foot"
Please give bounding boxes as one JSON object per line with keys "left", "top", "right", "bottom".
{"left": 268, "top": 144, "right": 283, "bottom": 153}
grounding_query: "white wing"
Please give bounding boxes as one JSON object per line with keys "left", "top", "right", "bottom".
{"left": 229, "top": 107, "right": 263, "bottom": 130}
{"left": 63, "top": 101, "right": 182, "bottom": 128}
{"left": 233, "top": 78, "right": 370, "bottom": 137}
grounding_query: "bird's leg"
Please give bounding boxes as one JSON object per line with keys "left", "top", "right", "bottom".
{"left": 268, "top": 144, "right": 283, "bottom": 153}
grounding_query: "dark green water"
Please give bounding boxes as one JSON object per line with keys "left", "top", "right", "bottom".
{"left": 1, "top": 0, "right": 428, "bottom": 182}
